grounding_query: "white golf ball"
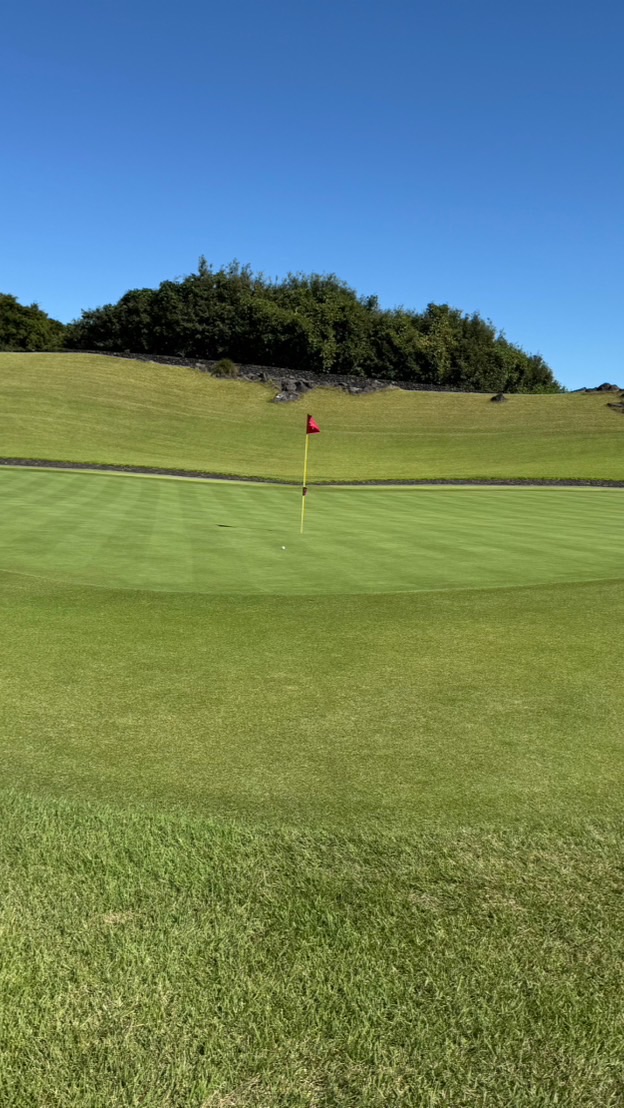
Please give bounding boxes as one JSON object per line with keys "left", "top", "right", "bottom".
{"left": 282, "top": 546, "right": 286, "bottom": 550}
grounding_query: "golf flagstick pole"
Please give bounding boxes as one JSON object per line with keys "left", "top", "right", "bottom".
{"left": 300, "top": 414, "right": 320, "bottom": 534}
{"left": 300, "top": 420, "right": 311, "bottom": 534}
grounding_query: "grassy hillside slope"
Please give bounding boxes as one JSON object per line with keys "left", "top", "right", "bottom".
{"left": 1, "top": 352, "right": 622, "bottom": 480}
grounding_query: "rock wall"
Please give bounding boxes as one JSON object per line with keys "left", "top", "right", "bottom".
{"left": 74, "top": 351, "right": 494, "bottom": 396}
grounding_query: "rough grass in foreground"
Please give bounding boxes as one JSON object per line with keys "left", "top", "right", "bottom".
{"left": 1, "top": 792, "right": 623, "bottom": 1107}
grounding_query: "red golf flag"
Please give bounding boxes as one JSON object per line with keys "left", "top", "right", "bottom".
{"left": 306, "top": 415, "right": 321, "bottom": 434}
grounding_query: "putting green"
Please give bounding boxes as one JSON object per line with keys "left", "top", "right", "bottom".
{"left": 1, "top": 466, "right": 622, "bottom": 825}
{"left": 0, "top": 468, "right": 622, "bottom": 596}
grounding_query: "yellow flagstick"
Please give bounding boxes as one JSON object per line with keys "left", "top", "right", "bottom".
{"left": 299, "top": 423, "right": 311, "bottom": 534}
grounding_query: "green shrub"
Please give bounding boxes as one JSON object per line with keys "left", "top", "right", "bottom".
{"left": 65, "top": 260, "right": 562, "bottom": 392}
{"left": 0, "top": 293, "right": 65, "bottom": 351}
{"left": 211, "top": 358, "right": 239, "bottom": 378}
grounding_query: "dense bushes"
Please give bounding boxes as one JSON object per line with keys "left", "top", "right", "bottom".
{"left": 0, "top": 294, "right": 65, "bottom": 351}
{"left": 3, "top": 263, "right": 560, "bottom": 393}
{"left": 66, "top": 261, "right": 561, "bottom": 393}
{"left": 65, "top": 259, "right": 558, "bottom": 394}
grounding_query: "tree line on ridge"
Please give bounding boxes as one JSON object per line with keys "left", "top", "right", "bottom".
{"left": 0, "top": 260, "right": 561, "bottom": 392}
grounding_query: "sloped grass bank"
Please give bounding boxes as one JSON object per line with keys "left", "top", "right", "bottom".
{"left": 1, "top": 352, "right": 622, "bottom": 481}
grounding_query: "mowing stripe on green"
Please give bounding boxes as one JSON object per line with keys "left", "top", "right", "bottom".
{"left": 0, "top": 468, "right": 622, "bottom": 596}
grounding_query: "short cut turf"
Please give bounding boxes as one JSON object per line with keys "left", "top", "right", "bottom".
{"left": 1, "top": 469, "right": 622, "bottom": 825}
{"left": 1, "top": 464, "right": 623, "bottom": 1105}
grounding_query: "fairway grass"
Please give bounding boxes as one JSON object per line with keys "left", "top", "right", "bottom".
{"left": 0, "top": 470, "right": 622, "bottom": 825}
{"left": 2, "top": 568, "right": 623, "bottom": 827}
{"left": 2, "top": 468, "right": 624, "bottom": 1104}
{"left": 1, "top": 352, "right": 623, "bottom": 481}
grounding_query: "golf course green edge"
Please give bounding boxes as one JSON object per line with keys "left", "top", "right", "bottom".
{"left": 2, "top": 458, "right": 624, "bottom": 487}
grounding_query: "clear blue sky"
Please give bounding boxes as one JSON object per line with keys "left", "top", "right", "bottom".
{"left": 1, "top": 0, "right": 622, "bottom": 388}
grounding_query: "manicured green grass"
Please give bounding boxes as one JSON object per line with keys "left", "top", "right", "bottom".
{"left": 1, "top": 351, "right": 623, "bottom": 480}
{"left": 1, "top": 468, "right": 623, "bottom": 595}
{"left": 2, "top": 468, "right": 623, "bottom": 1104}
{"left": 1, "top": 792, "right": 623, "bottom": 1107}
{"left": 2, "top": 567, "right": 623, "bottom": 826}
{"left": 1, "top": 470, "right": 622, "bottom": 824}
